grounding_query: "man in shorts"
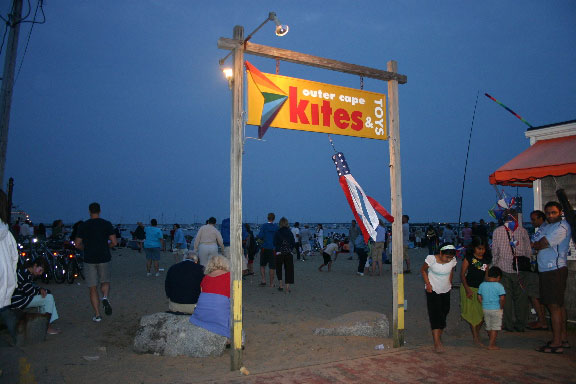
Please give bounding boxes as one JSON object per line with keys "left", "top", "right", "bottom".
{"left": 532, "top": 201, "right": 572, "bottom": 354}
{"left": 76, "top": 202, "right": 117, "bottom": 322}
{"left": 257, "top": 213, "right": 278, "bottom": 287}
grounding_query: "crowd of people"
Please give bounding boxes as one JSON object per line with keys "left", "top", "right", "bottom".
{"left": 421, "top": 203, "right": 572, "bottom": 354}
{"left": 1, "top": 196, "right": 572, "bottom": 358}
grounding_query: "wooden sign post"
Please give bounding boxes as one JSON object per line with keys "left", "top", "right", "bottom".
{"left": 219, "top": 28, "right": 407, "bottom": 371}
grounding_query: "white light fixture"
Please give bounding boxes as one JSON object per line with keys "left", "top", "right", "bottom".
{"left": 222, "top": 68, "right": 233, "bottom": 80}
{"left": 222, "top": 67, "right": 233, "bottom": 89}
{"left": 269, "top": 12, "right": 289, "bottom": 36}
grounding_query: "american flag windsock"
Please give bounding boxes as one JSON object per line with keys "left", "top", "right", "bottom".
{"left": 332, "top": 152, "right": 394, "bottom": 242}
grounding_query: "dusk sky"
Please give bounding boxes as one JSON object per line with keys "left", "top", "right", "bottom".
{"left": 2, "top": 1, "right": 575, "bottom": 225}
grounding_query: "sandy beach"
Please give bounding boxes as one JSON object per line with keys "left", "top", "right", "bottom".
{"left": 0, "top": 246, "right": 573, "bottom": 383}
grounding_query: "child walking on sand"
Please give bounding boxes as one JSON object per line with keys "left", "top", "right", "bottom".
{"left": 477, "top": 266, "right": 506, "bottom": 350}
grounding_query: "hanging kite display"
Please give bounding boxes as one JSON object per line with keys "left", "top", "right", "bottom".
{"left": 489, "top": 187, "right": 517, "bottom": 220}
{"left": 332, "top": 151, "right": 394, "bottom": 242}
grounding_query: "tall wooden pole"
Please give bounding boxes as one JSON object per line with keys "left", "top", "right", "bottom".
{"left": 229, "top": 25, "right": 244, "bottom": 371}
{"left": 387, "top": 60, "right": 405, "bottom": 348}
{"left": 0, "top": 0, "right": 23, "bottom": 186}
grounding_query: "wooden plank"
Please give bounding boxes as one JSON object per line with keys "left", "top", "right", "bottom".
{"left": 218, "top": 38, "right": 407, "bottom": 84}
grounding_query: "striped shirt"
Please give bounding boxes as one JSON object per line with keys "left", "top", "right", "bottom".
{"left": 10, "top": 266, "right": 40, "bottom": 309}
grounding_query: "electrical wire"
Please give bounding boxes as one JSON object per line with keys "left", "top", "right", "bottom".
{"left": 15, "top": 0, "right": 45, "bottom": 83}
{"left": 0, "top": 22, "right": 9, "bottom": 58}
{"left": 0, "top": 0, "right": 14, "bottom": 25}
{"left": 18, "top": 0, "right": 45, "bottom": 25}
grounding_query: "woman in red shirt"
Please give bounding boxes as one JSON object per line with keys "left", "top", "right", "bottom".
{"left": 189, "top": 255, "right": 230, "bottom": 337}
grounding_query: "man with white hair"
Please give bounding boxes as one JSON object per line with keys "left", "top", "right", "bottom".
{"left": 164, "top": 251, "right": 204, "bottom": 314}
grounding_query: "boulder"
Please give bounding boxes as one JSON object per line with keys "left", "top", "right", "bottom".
{"left": 313, "top": 311, "right": 389, "bottom": 337}
{"left": 133, "top": 312, "right": 227, "bottom": 357}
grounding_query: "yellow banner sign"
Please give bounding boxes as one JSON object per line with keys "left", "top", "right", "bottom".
{"left": 246, "top": 62, "right": 387, "bottom": 140}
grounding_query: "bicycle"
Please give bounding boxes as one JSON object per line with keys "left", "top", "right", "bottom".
{"left": 64, "top": 250, "right": 84, "bottom": 284}
{"left": 33, "top": 241, "right": 66, "bottom": 284}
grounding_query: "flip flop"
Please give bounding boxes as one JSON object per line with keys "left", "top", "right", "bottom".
{"left": 536, "top": 345, "right": 563, "bottom": 354}
{"left": 547, "top": 340, "right": 571, "bottom": 348}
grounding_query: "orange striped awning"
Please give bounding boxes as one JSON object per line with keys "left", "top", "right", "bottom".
{"left": 489, "top": 135, "right": 576, "bottom": 187}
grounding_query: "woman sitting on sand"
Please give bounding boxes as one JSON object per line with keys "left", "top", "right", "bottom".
{"left": 460, "top": 236, "right": 491, "bottom": 346}
{"left": 421, "top": 244, "right": 457, "bottom": 353}
{"left": 189, "top": 255, "right": 230, "bottom": 338}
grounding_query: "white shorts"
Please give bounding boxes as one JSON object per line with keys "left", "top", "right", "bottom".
{"left": 483, "top": 309, "right": 503, "bottom": 331}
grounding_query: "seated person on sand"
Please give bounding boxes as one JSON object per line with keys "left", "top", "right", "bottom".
{"left": 189, "top": 255, "right": 230, "bottom": 338}
{"left": 164, "top": 252, "right": 204, "bottom": 314}
{"left": 10, "top": 258, "right": 61, "bottom": 335}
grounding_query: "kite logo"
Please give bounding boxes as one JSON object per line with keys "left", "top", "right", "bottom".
{"left": 245, "top": 61, "right": 289, "bottom": 139}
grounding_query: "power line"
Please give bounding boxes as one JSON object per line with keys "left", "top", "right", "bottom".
{"left": 15, "top": 0, "right": 45, "bottom": 83}
{"left": 0, "top": 23, "right": 9, "bottom": 59}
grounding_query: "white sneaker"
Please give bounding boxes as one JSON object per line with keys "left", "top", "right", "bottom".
{"left": 155, "top": 272, "right": 160, "bottom": 277}
{"left": 146, "top": 272, "right": 151, "bottom": 277}
{"left": 356, "top": 272, "right": 364, "bottom": 276}
{"left": 92, "top": 315, "right": 102, "bottom": 322}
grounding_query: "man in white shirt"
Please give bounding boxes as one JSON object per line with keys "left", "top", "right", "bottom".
{"left": 291, "top": 222, "right": 301, "bottom": 260}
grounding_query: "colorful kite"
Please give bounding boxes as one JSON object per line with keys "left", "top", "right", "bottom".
{"left": 484, "top": 93, "right": 533, "bottom": 128}
{"left": 245, "top": 61, "right": 288, "bottom": 139}
{"left": 332, "top": 152, "right": 394, "bottom": 242}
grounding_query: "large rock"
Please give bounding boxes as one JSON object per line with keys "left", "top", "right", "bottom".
{"left": 133, "top": 312, "right": 227, "bottom": 357}
{"left": 313, "top": 311, "right": 389, "bottom": 337}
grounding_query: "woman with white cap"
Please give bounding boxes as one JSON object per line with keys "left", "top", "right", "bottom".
{"left": 421, "top": 243, "right": 457, "bottom": 353}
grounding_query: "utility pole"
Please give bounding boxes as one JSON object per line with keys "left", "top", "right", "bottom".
{"left": 0, "top": 0, "right": 23, "bottom": 186}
